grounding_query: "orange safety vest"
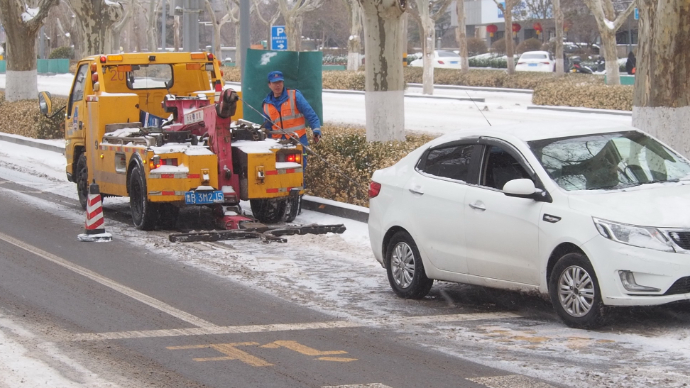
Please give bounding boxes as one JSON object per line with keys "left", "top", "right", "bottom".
{"left": 263, "top": 89, "right": 307, "bottom": 139}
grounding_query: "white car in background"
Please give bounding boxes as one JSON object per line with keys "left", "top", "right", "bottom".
{"left": 409, "top": 50, "right": 462, "bottom": 69}
{"left": 368, "top": 121, "right": 690, "bottom": 329}
{"left": 515, "top": 50, "right": 555, "bottom": 72}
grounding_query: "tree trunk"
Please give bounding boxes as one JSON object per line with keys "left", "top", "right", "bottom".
{"left": 358, "top": 0, "right": 406, "bottom": 142}
{"left": 174, "top": 15, "right": 181, "bottom": 51}
{"left": 0, "top": 0, "right": 59, "bottom": 101}
{"left": 285, "top": 15, "right": 303, "bottom": 51}
{"left": 455, "top": 0, "right": 469, "bottom": 73}
{"left": 632, "top": 0, "right": 690, "bottom": 158}
{"left": 599, "top": 27, "right": 620, "bottom": 85}
{"left": 421, "top": 17, "right": 435, "bottom": 95}
{"left": 553, "top": 0, "right": 565, "bottom": 74}
{"left": 504, "top": 5, "right": 515, "bottom": 74}
{"left": 346, "top": 0, "right": 362, "bottom": 71}
{"left": 71, "top": 0, "right": 124, "bottom": 57}
{"left": 147, "top": 0, "right": 160, "bottom": 51}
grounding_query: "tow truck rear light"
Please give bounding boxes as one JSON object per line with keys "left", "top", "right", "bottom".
{"left": 149, "top": 156, "right": 177, "bottom": 170}
{"left": 369, "top": 181, "right": 382, "bottom": 198}
{"left": 207, "top": 53, "right": 214, "bottom": 60}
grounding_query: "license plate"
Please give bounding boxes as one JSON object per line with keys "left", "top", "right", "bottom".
{"left": 185, "top": 190, "right": 224, "bottom": 205}
{"left": 529, "top": 63, "right": 538, "bottom": 67}
{"left": 450, "top": 61, "right": 458, "bottom": 64}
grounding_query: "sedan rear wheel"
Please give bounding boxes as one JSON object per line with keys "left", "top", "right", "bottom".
{"left": 386, "top": 231, "right": 433, "bottom": 299}
{"left": 549, "top": 252, "right": 605, "bottom": 329}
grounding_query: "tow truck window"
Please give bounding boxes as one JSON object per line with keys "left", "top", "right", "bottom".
{"left": 67, "top": 64, "right": 89, "bottom": 118}
{"left": 126, "top": 64, "right": 173, "bottom": 89}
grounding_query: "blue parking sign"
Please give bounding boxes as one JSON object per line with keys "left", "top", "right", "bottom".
{"left": 271, "top": 26, "right": 288, "bottom": 51}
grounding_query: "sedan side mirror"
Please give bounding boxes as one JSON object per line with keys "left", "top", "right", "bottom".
{"left": 503, "top": 178, "right": 552, "bottom": 202}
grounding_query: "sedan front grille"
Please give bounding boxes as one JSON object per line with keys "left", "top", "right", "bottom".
{"left": 669, "top": 232, "right": 690, "bottom": 250}
{"left": 664, "top": 277, "right": 690, "bottom": 295}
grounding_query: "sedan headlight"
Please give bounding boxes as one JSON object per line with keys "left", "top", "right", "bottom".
{"left": 593, "top": 218, "right": 675, "bottom": 252}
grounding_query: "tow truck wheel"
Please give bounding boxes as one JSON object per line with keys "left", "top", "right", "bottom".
{"left": 129, "top": 165, "right": 159, "bottom": 230}
{"left": 250, "top": 198, "right": 287, "bottom": 224}
{"left": 76, "top": 154, "right": 89, "bottom": 210}
{"left": 283, "top": 196, "right": 300, "bottom": 223}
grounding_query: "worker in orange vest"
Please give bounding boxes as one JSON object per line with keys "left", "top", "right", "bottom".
{"left": 262, "top": 70, "right": 322, "bottom": 176}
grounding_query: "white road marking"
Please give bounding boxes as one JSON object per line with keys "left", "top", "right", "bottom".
{"left": 0, "top": 231, "right": 217, "bottom": 329}
{"left": 70, "top": 312, "right": 521, "bottom": 341}
{"left": 469, "top": 375, "right": 558, "bottom": 388}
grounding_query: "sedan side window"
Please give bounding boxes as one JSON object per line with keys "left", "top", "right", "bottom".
{"left": 419, "top": 144, "right": 474, "bottom": 181}
{"left": 481, "top": 146, "right": 531, "bottom": 190}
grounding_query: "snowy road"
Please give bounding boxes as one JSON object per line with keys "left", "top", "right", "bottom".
{"left": 1, "top": 138, "right": 690, "bottom": 387}
{"left": 0, "top": 75, "right": 688, "bottom": 387}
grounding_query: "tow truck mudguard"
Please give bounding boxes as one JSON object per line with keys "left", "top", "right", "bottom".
{"left": 168, "top": 224, "right": 346, "bottom": 243}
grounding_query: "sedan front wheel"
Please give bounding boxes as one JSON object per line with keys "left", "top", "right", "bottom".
{"left": 386, "top": 231, "right": 433, "bottom": 299}
{"left": 549, "top": 252, "right": 605, "bottom": 329}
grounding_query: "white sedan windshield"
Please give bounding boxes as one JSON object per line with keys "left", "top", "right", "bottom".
{"left": 529, "top": 131, "right": 690, "bottom": 190}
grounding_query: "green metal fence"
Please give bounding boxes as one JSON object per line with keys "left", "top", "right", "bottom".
{"left": 0, "top": 59, "right": 70, "bottom": 74}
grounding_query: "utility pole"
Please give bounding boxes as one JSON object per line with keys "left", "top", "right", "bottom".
{"left": 240, "top": 0, "right": 249, "bottom": 81}
{"left": 183, "top": 0, "right": 200, "bottom": 51}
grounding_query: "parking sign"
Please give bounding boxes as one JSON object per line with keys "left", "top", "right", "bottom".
{"left": 271, "top": 26, "right": 288, "bottom": 51}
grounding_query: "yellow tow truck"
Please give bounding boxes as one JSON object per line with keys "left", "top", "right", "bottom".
{"left": 38, "top": 52, "right": 317, "bottom": 234}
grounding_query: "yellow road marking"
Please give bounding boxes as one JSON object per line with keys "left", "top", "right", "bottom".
{"left": 261, "top": 340, "right": 348, "bottom": 356}
{"left": 168, "top": 342, "right": 272, "bottom": 367}
{"left": 317, "top": 356, "right": 357, "bottom": 362}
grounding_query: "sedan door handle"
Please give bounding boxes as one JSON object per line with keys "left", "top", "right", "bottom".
{"left": 408, "top": 185, "right": 424, "bottom": 195}
{"left": 469, "top": 202, "right": 486, "bottom": 211}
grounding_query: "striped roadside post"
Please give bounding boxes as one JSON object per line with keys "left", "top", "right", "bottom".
{"left": 77, "top": 182, "right": 112, "bottom": 242}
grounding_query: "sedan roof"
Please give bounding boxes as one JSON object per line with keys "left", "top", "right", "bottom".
{"left": 427, "top": 121, "right": 637, "bottom": 147}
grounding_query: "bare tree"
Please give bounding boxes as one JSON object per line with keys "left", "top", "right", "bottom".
{"left": 109, "top": 0, "right": 132, "bottom": 53}
{"left": 252, "top": 0, "right": 279, "bottom": 46}
{"left": 407, "top": 0, "right": 453, "bottom": 95}
{"left": 277, "top": 0, "right": 323, "bottom": 51}
{"left": 454, "top": 0, "right": 469, "bottom": 73}
{"left": 632, "top": 0, "right": 690, "bottom": 157}
{"left": 581, "top": 0, "right": 634, "bottom": 85}
{"left": 138, "top": 0, "right": 163, "bottom": 51}
{"left": 0, "top": 0, "right": 59, "bottom": 101}
{"left": 341, "top": 0, "right": 363, "bottom": 70}
{"left": 69, "top": 0, "right": 124, "bottom": 57}
{"left": 358, "top": 0, "right": 406, "bottom": 142}
{"left": 493, "top": 0, "right": 520, "bottom": 74}
{"left": 203, "top": 0, "right": 236, "bottom": 59}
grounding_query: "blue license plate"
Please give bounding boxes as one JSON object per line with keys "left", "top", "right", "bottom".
{"left": 450, "top": 61, "right": 458, "bottom": 64}
{"left": 529, "top": 63, "right": 538, "bottom": 67}
{"left": 185, "top": 190, "right": 224, "bottom": 205}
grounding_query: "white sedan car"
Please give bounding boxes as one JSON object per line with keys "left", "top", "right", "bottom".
{"left": 368, "top": 122, "right": 690, "bottom": 329}
{"left": 515, "top": 50, "right": 555, "bottom": 72}
{"left": 409, "top": 50, "right": 462, "bottom": 69}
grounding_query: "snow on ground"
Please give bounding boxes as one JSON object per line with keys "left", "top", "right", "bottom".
{"left": 2, "top": 136, "right": 690, "bottom": 388}
{"left": 0, "top": 75, "right": 687, "bottom": 387}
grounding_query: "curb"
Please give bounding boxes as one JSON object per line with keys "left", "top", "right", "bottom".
{"left": 407, "top": 83, "right": 533, "bottom": 94}
{"left": 527, "top": 105, "right": 632, "bottom": 116}
{"left": 0, "top": 133, "right": 64, "bottom": 154}
{"left": 301, "top": 196, "right": 369, "bottom": 223}
{"left": 324, "top": 88, "right": 484, "bottom": 102}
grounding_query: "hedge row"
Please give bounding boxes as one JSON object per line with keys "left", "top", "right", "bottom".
{"left": 532, "top": 83, "right": 633, "bottom": 111}
{"left": 0, "top": 93, "right": 66, "bottom": 139}
{"left": 305, "top": 125, "right": 434, "bottom": 207}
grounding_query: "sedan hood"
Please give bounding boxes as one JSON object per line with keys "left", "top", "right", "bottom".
{"left": 567, "top": 183, "right": 690, "bottom": 228}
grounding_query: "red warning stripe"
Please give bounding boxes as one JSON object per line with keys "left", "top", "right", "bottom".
{"left": 266, "top": 188, "right": 279, "bottom": 193}
{"left": 188, "top": 174, "right": 201, "bottom": 178}
{"left": 87, "top": 195, "right": 102, "bottom": 207}
{"left": 265, "top": 170, "right": 278, "bottom": 175}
